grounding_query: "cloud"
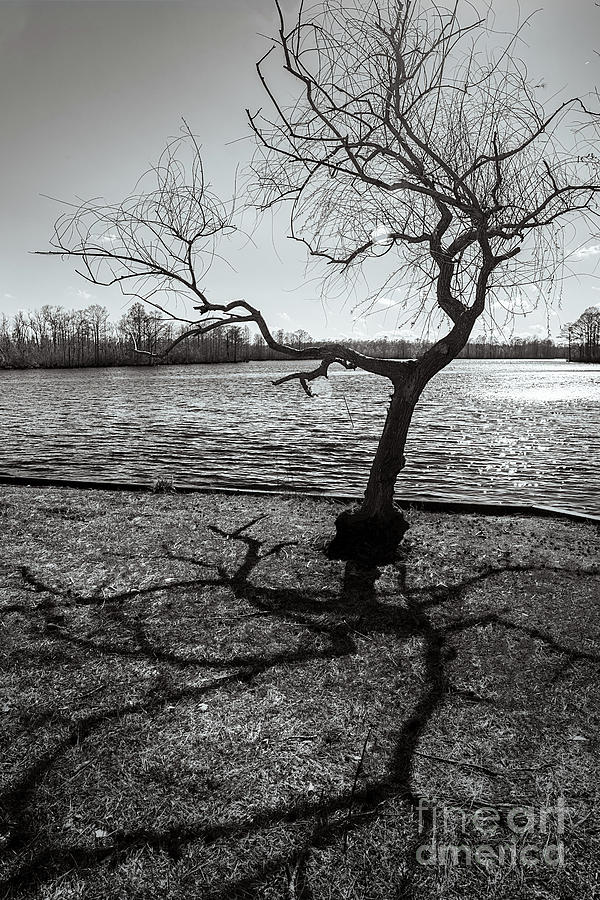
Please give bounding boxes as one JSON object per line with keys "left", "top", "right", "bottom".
{"left": 519, "top": 323, "right": 550, "bottom": 337}
{"left": 572, "top": 244, "right": 600, "bottom": 259}
{"left": 3, "top": 293, "right": 14, "bottom": 299}
{"left": 372, "top": 327, "right": 420, "bottom": 341}
{"left": 337, "top": 318, "right": 368, "bottom": 337}
{"left": 77, "top": 289, "right": 93, "bottom": 301}
{"left": 278, "top": 312, "right": 291, "bottom": 322}
{"left": 376, "top": 297, "right": 395, "bottom": 307}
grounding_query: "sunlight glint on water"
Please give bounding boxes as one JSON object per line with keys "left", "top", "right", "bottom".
{"left": 0, "top": 359, "right": 599, "bottom": 514}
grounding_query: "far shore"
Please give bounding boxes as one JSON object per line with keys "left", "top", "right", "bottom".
{"left": 0, "top": 352, "right": 578, "bottom": 372}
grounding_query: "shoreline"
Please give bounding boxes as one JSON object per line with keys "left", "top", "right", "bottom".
{"left": 1, "top": 472, "right": 599, "bottom": 525}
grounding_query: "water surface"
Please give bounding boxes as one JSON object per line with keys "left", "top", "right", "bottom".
{"left": 1, "top": 359, "right": 599, "bottom": 514}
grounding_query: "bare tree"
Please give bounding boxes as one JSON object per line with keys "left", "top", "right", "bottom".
{"left": 86, "top": 303, "right": 110, "bottom": 366}
{"left": 40, "top": 1, "right": 600, "bottom": 562}
{"left": 564, "top": 306, "right": 600, "bottom": 362}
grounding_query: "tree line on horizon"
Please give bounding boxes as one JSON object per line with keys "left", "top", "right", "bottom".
{"left": 0, "top": 300, "right": 573, "bottom": 370}
{"left": 564, "top": 306, "right": 600, "bottom": 363}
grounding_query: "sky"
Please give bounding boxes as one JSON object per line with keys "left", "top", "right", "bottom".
{"left": 1, "top": 0, "right": 599, "bottom": 343}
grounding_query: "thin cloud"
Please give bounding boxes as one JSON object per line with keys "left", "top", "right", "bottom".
{"left": 520, "top": 323, "right": 550, "bottom": 337}
{"left": 572, "top": 244, "right": 600, "bottom": 259}
{"left": 372, "top": 327, "right": 420, "bottom": 341}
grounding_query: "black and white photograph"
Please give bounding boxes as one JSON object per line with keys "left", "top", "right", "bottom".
{"left": 1, "top": 0, "right": 599, "bottom": 896}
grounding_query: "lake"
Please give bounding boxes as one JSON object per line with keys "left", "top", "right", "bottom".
{"left": 1, "top": 359, "right": 599, "bottom": 514}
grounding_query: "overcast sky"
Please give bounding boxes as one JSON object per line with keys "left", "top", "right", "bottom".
{"left": 1, "top": 0, "right": 599, "bottom": 342}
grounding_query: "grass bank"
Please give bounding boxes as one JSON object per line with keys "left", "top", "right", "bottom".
{"left": 0, "top": 485, "right": 599, "bottom": 899}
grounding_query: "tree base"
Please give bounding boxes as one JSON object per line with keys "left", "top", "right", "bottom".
{"left": 325, "top": 505, "right": 409, "bottom": 565}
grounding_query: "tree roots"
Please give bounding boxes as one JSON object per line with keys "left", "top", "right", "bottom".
{"left": 325, "top": 505, "right": 409, "bottom": 566}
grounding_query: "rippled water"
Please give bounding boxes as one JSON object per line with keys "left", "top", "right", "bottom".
{"left": 1, "top": 359, "right": 599, "bottom": 514}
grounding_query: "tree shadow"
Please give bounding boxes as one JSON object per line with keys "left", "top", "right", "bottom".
{"left": 1, "top": 516, "right": 599, "bottom": 898}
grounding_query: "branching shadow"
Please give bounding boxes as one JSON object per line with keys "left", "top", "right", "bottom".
{"left": 1, "top": 515, "right": 599, "bottom": 898}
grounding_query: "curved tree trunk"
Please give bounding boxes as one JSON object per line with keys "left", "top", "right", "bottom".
{"left": 326, "top": 376, "right": 420, "bottom": 564}
{"left": 326, "top": 299, "right": 488, "bottom": 565}
{"left": 361, "top": 382, "right": 417, "bottom": 519}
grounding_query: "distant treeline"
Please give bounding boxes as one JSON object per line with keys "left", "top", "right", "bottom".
{"left": 565, "top": 306, "right": 600, "bottom": 363}
{"left": 0, "top": 302, "right": 568, "bottom": 369}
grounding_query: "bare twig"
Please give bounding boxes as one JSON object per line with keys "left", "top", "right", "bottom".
{"left": 343, "top": 726, "right": 372, "bottom": 851}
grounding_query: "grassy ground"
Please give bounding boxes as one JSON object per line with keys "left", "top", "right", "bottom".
{"left": 0, "top": 485, "right": 599, "bottom": 900}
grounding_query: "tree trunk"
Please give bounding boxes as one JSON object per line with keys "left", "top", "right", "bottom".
{"left": 326, "top": 378, "right": 419, "bottom": 565}
{"left": 325, "top": 294, "right": 489, "bottom": 565}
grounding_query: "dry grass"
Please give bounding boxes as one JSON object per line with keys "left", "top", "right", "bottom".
{"left": 0, "top": 485, "right": 599, "bottom": 899}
